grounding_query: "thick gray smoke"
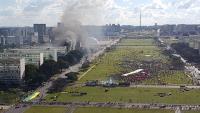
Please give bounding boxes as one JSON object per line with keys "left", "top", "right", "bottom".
{"left": 54, "top": 0, "right": 110, "bottom": 50}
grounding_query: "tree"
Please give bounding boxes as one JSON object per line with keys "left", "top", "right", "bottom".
{"left": 65, "top": 72, "right": 79, "bottom": 82}
{"left": 59, "top": 50, "right": 84, "bottom": 65}
{"left": 39, "top": 60, "right": 59, "bottom": 76}
{"left": 57, "top": 59, "right": 69, "bottom": 72}
{"left": 171, "top": 56, "right": 184, "bottom": 70}
{"left": 24, "top": 64, "right": 39, "bottom": 84}
{"left": 48, "top": 78, "right": 69, "bottom": 93}
{"left": 171, "top": 43, "right": 200, "bottom": 63}
{"left": 24, "top": 64, "right": 46, "bottom": 87}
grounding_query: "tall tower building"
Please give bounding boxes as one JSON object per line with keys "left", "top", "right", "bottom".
{"left": 33, "top": 24, "right": 46, "bottom": 43}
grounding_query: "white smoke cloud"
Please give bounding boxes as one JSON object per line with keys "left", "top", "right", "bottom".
{"left": 61, "top": 0, "right": 114, "bottom": 25}
{"left": 54, "top": 0, "right": 115, "bottom": 50}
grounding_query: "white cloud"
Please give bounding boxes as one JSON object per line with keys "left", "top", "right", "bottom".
{"left": 0, "top": 0, "right": 200, "bottom": 26}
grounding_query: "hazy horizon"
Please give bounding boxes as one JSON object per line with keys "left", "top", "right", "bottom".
{"left": 0, "top": 0, "right": 200, "bottom": 26}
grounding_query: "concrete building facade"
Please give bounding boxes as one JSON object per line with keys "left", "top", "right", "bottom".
{"left": 6, "top": 36, "right": 23, "bottom": 46}
{"left": 0, "top": 58, "right": 25, "bottom": 84}
{"left": 0, "top": 52, "right": 44, "bottom": 66}
{"left": 33, "top": 24, "right": 46, "bottom": 43}
{"left": 8, "top": 48, "right": 58, "bottom": 61}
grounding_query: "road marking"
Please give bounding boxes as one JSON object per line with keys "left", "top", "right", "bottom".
{"left": 78, "top": 65, "right": 96, "bottom": 80}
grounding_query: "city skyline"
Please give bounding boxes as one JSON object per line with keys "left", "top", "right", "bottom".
{"left": 0, "top": 0, "right": 200, "bottom": 26}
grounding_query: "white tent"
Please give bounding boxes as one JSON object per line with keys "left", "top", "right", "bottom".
{"left": 122, "top": 69, "right": 144, "bottom": 77}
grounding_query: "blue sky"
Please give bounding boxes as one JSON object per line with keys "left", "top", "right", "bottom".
{"left": 0, "top": 0, "right": 200, "bottom": 26}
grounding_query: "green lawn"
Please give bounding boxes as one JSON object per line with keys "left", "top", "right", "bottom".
{"left": 78, "top": 39, "right": 190, "bottom": 85}
{"left": 45, "top": 39, "right": 194, "bottom": 104}
{"left": 46, "top": 87, "right": 200, "bottom": 104}
{"left": 79, "top": 41, "right": 170, "bottom": 83}
{"left": 24, "top": 106, "right": 68, "bottom": 113}
{"left": 74, "top": 107, "right": 174, "bottom": 113}
{"left": 118, "top": 39, "right": 155, "bottom": 46}
{"left": 0, "top": 91, "right": 20, "bottom": 104}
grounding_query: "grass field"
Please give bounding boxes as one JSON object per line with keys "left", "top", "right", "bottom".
{"left": 24, "top": 106, "right": 68, "bottom": 113}
{"left": 118, "top": 39, "right": 155, "bottom": 46}
{"left": 0, "top": 91, "right": 20, "bottom": 104}
{"left": 45, "top": 39, "right": 194, "bottom": 104}
{"left": 78, "top": 39, "right": 190, "bottom": 85}
{"left": 79, "top": 39, "right": 170, "bottom": 83}
{"left": 74, "top": 107, "right": 174, "bottom": 113}
{"left": 46, "top": 87, "right": 200, "bottom": 104}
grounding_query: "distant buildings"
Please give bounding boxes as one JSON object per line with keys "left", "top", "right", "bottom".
{"left": 0, "top": 58, "right": 25, "bottom": 84}
{"left": 30, "top": 32, "right": 39, "bottom": 44}
{"left": 6, "top": 36, "right": 23, "bottom": 46}
{"left": 159, "top": 24, "right": 200, "bottom": 36}
{"left": 43, "top": 35, "right": 50, "bottom": 43}
{"left": 0, "top": 27, "right": 24, "bottom": 46}
{"left": 104, "top": 24, "right": 121, "bottom": 38}
{"left": 120, "top": 24, "right": 200, "bottom": 37}
{"left": 0, "top": 35, "right": 23, "bottom": 46}
{"left": 0, "top": 24, "right": 55, "bottom": 46}
{"left": 33, "top": 24, "right": 47, "bottom": 43}
{"left": 0, "top": 35, "right": 6, "bottom": 45}
{"left": 160, "top": 25, "right": 176, "bottom": 36}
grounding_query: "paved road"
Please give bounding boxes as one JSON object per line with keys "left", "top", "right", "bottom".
{"left": 130, "top": 85, "right": 200, "bottom": 89}
{"left": 3, "top": 105, "right": 30, "bottom": 113}
{"left": 10, "top": 101, "right": 200, "bottom": 112}
{"left": 78, "top": 65, "right": 96, "bottom": 80}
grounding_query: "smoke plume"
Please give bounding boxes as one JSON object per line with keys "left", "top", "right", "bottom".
{"left": 54, "top": 0, "right": 110, "bottom": 50}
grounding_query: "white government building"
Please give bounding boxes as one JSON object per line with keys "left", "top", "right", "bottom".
{"left": 0, "top": 58, "right": 25, "bottom": 84}
{"left": 7, "top": 48, "right": 58, "bottom": 62}
{"left": 0, "top": 46, "right": 68, "bottom": 83}
{"left": 0, "top": 52, "right": 44, "bottom": 66}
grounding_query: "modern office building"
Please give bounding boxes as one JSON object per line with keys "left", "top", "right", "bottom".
{"left": 43, "top": 35, "right": 50, "bottom": 43}
{"left": 6, "top": 36, "right": 23, "bottom": 46}
{"left": 0, "top": 52, "right": 44, "bottom": 66}
{"left": 8, "top": 48, "right": 58, "bottom": 61}
{"left": 31, "top": 46, "right": 67, "bottom": 56}
{"left": 0, "top": 35, "right": 6, "bottom": 45}
{"left": 104, "top": 24, "right": 121, "bottom": 37}
{"left": 33, "top": 24, "right": 46, "bottom": 43}
{"left": 0, "top": 58, "right": 25, "bottom": 84}
{"left": 30, "top": 32, "right": 39, "bottom": 44}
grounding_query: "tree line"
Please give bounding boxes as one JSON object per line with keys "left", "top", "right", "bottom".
{"left": 48, "top": 72, "right": 79, "bottom": 93}
{"left": 171, "top": 43, "right": 200, "bottom": 63}
{"left": 24, "top": 50, "right": 85, "bottom": 90}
